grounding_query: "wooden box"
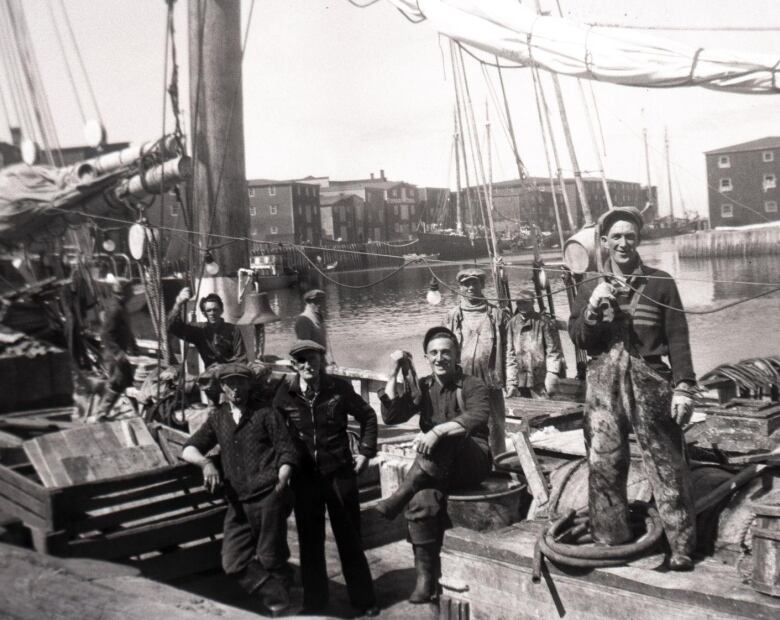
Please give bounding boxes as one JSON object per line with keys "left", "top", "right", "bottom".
{"left": 0, "top": 423, "right": 226, "bottom": 581}
{"left": 700, "top": 400, "right": 780, "bottom": 453}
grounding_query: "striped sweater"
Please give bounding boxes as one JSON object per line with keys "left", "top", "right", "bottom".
{"left": 568, "top": 261, "right": 696, "bottom": 387}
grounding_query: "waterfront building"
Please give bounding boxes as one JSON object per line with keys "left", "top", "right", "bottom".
{"left": 319, "top": 193, "right": 365, "bottom": 242}
{"left": 705, "top": 137, "right": 780, "bottom": 227}
{"left": 247, "top": 179, "right": 322, "bottom": 245}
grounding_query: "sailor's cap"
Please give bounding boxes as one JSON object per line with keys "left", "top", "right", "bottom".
{"left": 598, "top": 207, "right": 644, "bottom": 237}
{"left": 456, "top": 268, "right": 487, "bottom": 283}
{"left": 289, "top": 339, "right": 327, "bottom": 358}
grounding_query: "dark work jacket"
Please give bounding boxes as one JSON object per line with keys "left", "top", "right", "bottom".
{"left": 379, "top": 372, "right": 490, "bottom": 451}
{"left": 167, "top": 314, "right": 247, "bottom": 368}
{"left": 273, "top": 373, "right": 378, "bottom": 476}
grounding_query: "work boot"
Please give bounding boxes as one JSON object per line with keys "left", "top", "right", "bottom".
{"left": 668, "top": 553, "right": 694, "bottom": 571}
{"left": 409, "top": 544, "right": 440, "bottom": 604}
{"left": 258, "top": 576, "right": 290, "bottom": 617}
{"left": 375, "top": 460, "right": 436, "bottom": 520}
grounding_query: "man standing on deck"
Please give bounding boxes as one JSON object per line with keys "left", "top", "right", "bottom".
{"left": 294, "top": 289, "right": 327, "bottom": 350}
{"left": 444, "top": 267, "right": 509, "bottom": 455}
{"left": 569, "top": 206, "right": 697, "bottom": 571}
{"left": 95, "top": 278, "right": 139, "bottom": 420}
{"left": 376, "top": 327, "right": 492, "bottom": 604}
{"left": 505, "top": 286, "right": 565, "bottom": 399}
{"left": 182, "top": 363, "right": 298, "bottom": 616}
{"left": 168, "top": 287, "right": 247, "bottom": 404}
{"left": 273, "top": 340, "right": 379, "bottom": 616}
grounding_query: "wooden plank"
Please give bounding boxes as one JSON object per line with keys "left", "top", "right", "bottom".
{"left": 60, "top": 445, "right": 169, "bottom": 485}
{"left": 65, "top": 505, "right": 226, "bottom": 560}
{"left": 56, "top": 463, "right": 194, "bottom": 499}
{"left": 23, "top": 436, "right": 63, "bottom": 487}
{"left": 510, "top": 430, "right": 549, "bottom": 504}
{"left": 71, "top": 490, "right": 221, "bottom": 535}
{"left": 0, "top": 493, "right": 48, "bottom": 530}
{"left": 130, "top": 538, "right": 223, "bottom": 581}
{"left": 70, "top": 473, "right": 204, "bottom": 514}
{"left": 0, "top": 461, "right": 49, "bottom": 500}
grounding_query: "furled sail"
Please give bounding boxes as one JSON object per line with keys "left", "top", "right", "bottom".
{"left": 383, "top": 0, "right": 780, "bottom": 94}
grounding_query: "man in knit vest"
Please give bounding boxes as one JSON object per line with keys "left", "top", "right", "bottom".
{"left": 569, "top": 207, "right": 697, "bottom": 571}
{"left": 444, "top": 268, "right": 509, "bottom": 456}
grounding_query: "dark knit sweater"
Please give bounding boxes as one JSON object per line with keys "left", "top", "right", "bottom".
{"left": 568, "top": 262, "right": 696, "bottom": 386}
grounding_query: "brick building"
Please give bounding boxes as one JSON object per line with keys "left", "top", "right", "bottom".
{"left": 320, "top": 193, "right": 364, "bottom": 242}
{"left": 561, "top": 177, "right": 654, "bottom": 229}
{"left": 247, "top": 179, "right": 321, "bottom": 245}
{"left": 416, "top": 187, "right": 452, "bottom": 230}
{"left": 705, "top": 137, "right": 780, "bottom": 228}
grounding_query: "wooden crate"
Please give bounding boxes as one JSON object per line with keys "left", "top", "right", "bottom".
{"left": 0, "top": 423, "right": 226, "bottom": 581}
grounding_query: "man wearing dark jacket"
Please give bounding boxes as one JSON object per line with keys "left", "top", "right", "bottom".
{"left": 182, "top": 363, "right": 298, "bottom": 616}
{"left": 568, "top": 206, "right": 697, "bottom": 571}
{"left": 376, "top": 327, "right": 492, "bottom": 604}
{"left": 273, "top": 340, "right": 379, "bottom": 616}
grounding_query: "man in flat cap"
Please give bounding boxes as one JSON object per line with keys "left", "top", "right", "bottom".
{"left": 294, "top": 289, "right": 327, "bottom": 350}
{"left": 569, "top": 206, "right": 697, "bottom": 571}
{"left": 273, "top": 340, "right": 379, "bottom": 616}
{"left": 377, "top": 326, "right": 492, "bottom": 604}
{"left": 444, "top": 267, "right": 510, "bottom": 455}
{"left": 506, "top": 286, "right": 565, "bottom": 399}
{"left": 95, "top": 278, "right": 139, "bottom": 419}
{"left": 182, "top": 363, "right": 298, "bottom": 616}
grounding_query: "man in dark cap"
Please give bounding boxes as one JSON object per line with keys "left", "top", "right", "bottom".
{"left": 168, "top": 287, "right": 247, "bottom": 404}
{"left": 273, "top": 340, "right": 379, "bottom": 616}
{"left": 95, "top": 278, "right": 139, "bottom": 419}
{"left": 505, "top": 286, "right": 565, "bottom": 399}
{"left": 377, "top": 326, "right": 492, "bottom": 604}
{"left": 569, "top": 206, "right": 697, "bottom": 571}
{"left": 294, "top": 289, "right": 327, "bottom": 349}
{"left": 444, "top": 267, "right": 509, "bottom": 455}
{"left": 182, "top": 363, "right": 298, "bottom": 616}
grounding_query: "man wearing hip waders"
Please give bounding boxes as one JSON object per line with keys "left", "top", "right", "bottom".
{"left": 568, "top": 207, "right": 697, "bottom": 571}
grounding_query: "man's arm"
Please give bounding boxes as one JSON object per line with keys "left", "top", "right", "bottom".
{"left": 263, "top": 408, "right": 298, "bottom": 492}
{"left": 542, "top": 313, "right": 565, "bottom": 375}
{"left": 229, "top": 325, "right": 248, "bottom": 363}
{"left": 378, "top": 353, "right": 421, "bottom": 425}
{"left": 505, "top": 318, "right": 519, "bottom": 395}
{"left": 450, "top": 376, "right": 491, "bottom": 433}
{"left": 568, "top": 279, "right": 612, "bottom": 352}
{"left": 663, "top": 279, "right": 696, "bottom": 388}
{"left": 344, "top": 385, "right": 378, "bottom": 459}
{"left": 182, "top": 417, "right": 220, "bottom": 492}
{"left": 167, "top": 288, "right": 199, "bottom": 342}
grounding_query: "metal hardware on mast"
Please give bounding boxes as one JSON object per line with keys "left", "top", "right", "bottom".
{"left": 665, "top": 126, "right": 676, "bottom": 220}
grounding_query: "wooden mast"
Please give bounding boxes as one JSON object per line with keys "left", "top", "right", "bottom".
{"left": 665, "top": 126, "right": 676, "bottom": 221}
{"left": 188, "top": 0, "right": 249, "bottom": 319}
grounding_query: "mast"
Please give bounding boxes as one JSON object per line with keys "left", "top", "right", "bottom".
{"left": 664, "top": 126, "right": 675, "bottom": 220}
{"left": 643, "top": 124, "right": 653, "bottom": 213}
{"left": 453, "top": 108, "right": 463, "bottom": 233}
{"left": 188, "top": 0, "right": 250, "bottom": 317}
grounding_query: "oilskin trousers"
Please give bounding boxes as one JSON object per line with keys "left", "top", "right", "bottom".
{"left": 405, "top": 435, "right": 491, "bottom": 545}
{"left": 584, "top": 339, "right": 695, "bottom": 556}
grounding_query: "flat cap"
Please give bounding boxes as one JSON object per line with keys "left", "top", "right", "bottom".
{"left": 302, "top": 289, "right": 326, "bottom": 302}
{"left": 598, "top": 206, "right": 644, "bottom": 237}
{"left": 423, "top": 326, "right": 459, "bottom": 353}
{"left": 514, "top": 286, "right": 536, "bottom": 302}
{"left": 456, "top": 267, "right": 486, "bottom": 283}
{"left": 213, "top": 362, "right": 253, "bottom": 382}
{"left": 289, "top": 339, "right": 326, "bottom": 357}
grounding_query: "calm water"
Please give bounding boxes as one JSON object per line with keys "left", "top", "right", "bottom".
{"left": 259, "top": 238, "right": 779, "bottom": 379}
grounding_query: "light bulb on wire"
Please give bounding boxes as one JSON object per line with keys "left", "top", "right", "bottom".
{"left": 426, "top": 278, "right": 442, "bottom": 305}
{"left": 102, "top": 238, "right": 116, "bottom": 253}
{"left": 204, "top": 251, "right": 220, "bottom": 276}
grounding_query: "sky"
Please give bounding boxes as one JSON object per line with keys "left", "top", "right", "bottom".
{"left": 5, "top": 0, "right": 780, "bottom": 218}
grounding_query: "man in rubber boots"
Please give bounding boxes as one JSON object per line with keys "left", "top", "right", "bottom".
{"left": 272, "top": 340, "right": 379, "bottom": 616}
{"left": 168, "top": 287, "right": 247, "bottom": 404}
{"left": 505, "top": 286, "right": 565, "bottom": 399}
{"left": 568, "top": 207, "right": 697, "bottom": 570}
{"left": 95, "top": 278, "right": 139, "bottom": 419}
{"left": 181, "top": 363, "right": 298, "bottom": 616}
{"left": 444, "top": 267, "right": 510, "bottom": 455}
{"left": 377, "top": 327, "right": 492, "bottom": 603}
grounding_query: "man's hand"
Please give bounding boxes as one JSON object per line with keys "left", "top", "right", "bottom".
{"left": 506, "top": 385, "right": 519, "bottom": 398}
{"left": 390, "top": 350, "right": 412, "bottom": 373}
{"left": 671, "top": 388, "right": 695, "bottom": 426}
{"left": 201, "top": 460, "right": 221, "bottom": 493}
{"left": 175, "top": 287, "right": 192, "bottom": 306}
{"left": 275, "top": 463, "right": 293, "bottom": 494}
{"left": 353, "top": 454, "right": 369, "bottom": 475}
{"left": 588, "top": 282, "right": 616, "bottom": 314}
{"left": 544, "top": 372, "right": 559, "bottom": 396}
{"left": 416, "top": 428, "right": 441, "bottom": 457}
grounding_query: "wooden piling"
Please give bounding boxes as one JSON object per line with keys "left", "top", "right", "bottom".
{"left": 675, "top": 226, "right": 780, "bottom": 259}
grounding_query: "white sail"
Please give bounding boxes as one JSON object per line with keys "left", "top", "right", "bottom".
{"left": 383, "top": 0, "right": 780, "bottom": 94}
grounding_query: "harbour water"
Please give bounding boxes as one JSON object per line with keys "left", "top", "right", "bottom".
{"left": 261, "top": 238, "right": 779, "bottom": 379}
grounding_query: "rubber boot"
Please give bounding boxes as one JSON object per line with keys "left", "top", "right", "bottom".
{"left": 409, "top": 544, "right": 440, "bottom": 604}
{"left": 375, "top": 460, "right": 435, "bottom": 520}
{"left": 258, "top": 576, "right": 290, "bottom": 618}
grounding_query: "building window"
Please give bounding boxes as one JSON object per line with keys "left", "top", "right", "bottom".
{"left": 270, "top": 225, "right": 278, "bottom": 234}
{"left": 721, "top": 204, "right": 733, "bottom": 218}
{"left": 268, "top": 187, "right": 276, "bottom": 196}
{"left": 249, "top": 206, "right": 256, "bottom": 216}
{"left": 719, "top": 178, "right": 732, "bottom": 192}
{"left": 766, "top": 200, "right": 778, "bottom": 213}
{"left": 763, "top": 151, "right": 774, "bottom": 163}
{"left": 269, "top": 204, "right": 278, "bottom": 215}
{"left": 248, "top": 188, "right": 255, "bottom": 197}
{"left": 717, "top": 155, "right": 730, "bottom": 169}
{"left": 763, "top": 173, "right": 776, "bottom": 190}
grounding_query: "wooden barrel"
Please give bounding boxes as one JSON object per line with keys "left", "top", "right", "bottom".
{"left": 751, "top": 494, "right": 780, "bottom": 597}
{"left": 448, "top": 476, "right": 527, "bottom": 532}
